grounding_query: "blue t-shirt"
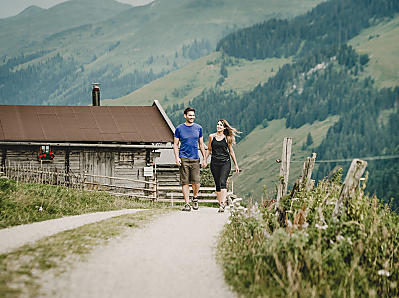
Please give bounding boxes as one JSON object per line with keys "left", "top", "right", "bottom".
{"left": 174, "top": 123, "right": 203, "bottom": 159}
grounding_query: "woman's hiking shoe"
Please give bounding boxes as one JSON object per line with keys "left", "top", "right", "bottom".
{"left": 182, "top": 204, "right": 191, "bottom": 211}
{"left": 191, "top": 197, "right": 199, "bottom": 210}
{"left": 218, "top": 203, "right": 225, "bottom": 213}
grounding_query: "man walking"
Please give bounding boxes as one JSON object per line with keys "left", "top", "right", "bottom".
{"left": 173, "top": 107, "right": 207, "bottom": 211}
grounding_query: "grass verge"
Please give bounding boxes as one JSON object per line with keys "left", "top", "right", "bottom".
{"left": 217, "top": 171, "right": 399, "bottom": 297}
{"left": 0, "top": 208, "right": 174, "bottom": 297}
{"left": 0, "top": 178, "right": 168, "bottom": 229}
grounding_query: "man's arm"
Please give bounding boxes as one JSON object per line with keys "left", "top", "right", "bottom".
{"left": 199, "top": 136, "right": 207, "bottom": 167}
{"left": 173, "top": 136, "right": 181, "bottom": 166}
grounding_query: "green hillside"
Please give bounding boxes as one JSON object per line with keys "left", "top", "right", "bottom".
{"left": 159, "top": 0, "right": 399, "bottom": 204}
{"left": 105, "top": 9, "right": 399, "bottom": 202}
{"left": 232, "top": 117, "right": 339, "bottom": 199}
{"left": 0, "top": 0, "right": 324, "bottom": 106}
{"left": 103, "top": 52, "right": 290, "bottom": 107}
{"left": 349, "top": 16, "right": 399, "bottom": 88}
{"left": 231, "top": 16, "right": 399, "bottom": 200}
{"left": 107, "top": 15, "right": 399, "bottom": 110}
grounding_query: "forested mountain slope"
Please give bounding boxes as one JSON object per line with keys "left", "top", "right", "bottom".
{"left": 0, "top": 0, "right": 323, "bottom": 106}
{"left": 217, "top": 0, "right": 399, "bottom": 60}
{"left": 164, "top": 0, "right": 399, "bottom": 207}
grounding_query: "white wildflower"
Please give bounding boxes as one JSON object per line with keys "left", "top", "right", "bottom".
{"left": 38, "top": 206, "right": 43, "bottom": 211}
{"left": 377, "top": 270, "right": 390, "bottom": 277}
{"left": 315, "top": 223, "right": 328, "bottom": 230}
{"left": 337, "top": 235, "right": 345, "bottom": 241}
{"left": 347, "top": 237, "right": 353, "bottom": 245}
{"left": 232, "top": 198, "right": 242, "bottom": 204}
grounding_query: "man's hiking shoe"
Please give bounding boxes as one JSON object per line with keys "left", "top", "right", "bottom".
{"left": 218, "top": 203, "right": 225, "bottom": 213}
{"left": 182, "top": 204, "right": 191, "bottom": 211}
{"left": 192, "top": 197, "right": 199, "bottom": 210}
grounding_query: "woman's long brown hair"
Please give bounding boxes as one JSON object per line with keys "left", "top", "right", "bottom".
{"left": 218, "top": 119, "right": 240, "bottom": 146}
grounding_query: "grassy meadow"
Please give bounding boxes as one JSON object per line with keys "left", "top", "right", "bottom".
{"left": 0, "top": 178, "right": 168, "bottom": 229}
{"left": 349, "top": 14, "right": 399, "bottom": 88}
{"left": 103, "top": 52, "right": 290, "bottom": 108}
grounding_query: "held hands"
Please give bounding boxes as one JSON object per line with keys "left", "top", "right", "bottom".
{"left": 202, "top": 161, "right": 207, "bottom": 168}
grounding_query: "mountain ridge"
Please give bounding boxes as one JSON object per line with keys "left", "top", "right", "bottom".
{"left": 0, "top": 0, "right": 324, "bottom": 106}
{"left": 0, "top": 0, "right": 132, "bottom": 56}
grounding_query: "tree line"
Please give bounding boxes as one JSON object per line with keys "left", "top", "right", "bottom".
{"left": 0, "top": 51, "right": 166, "bottom": 105}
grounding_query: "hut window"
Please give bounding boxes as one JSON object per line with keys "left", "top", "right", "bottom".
{"left": 38, "top": 145, "right": 54, "bottom": 161}
{"left": 119, "top": 152, "right": 134, "bottom": 164}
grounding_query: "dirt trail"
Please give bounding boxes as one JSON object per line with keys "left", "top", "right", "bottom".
{"left": 42, "top": 207, "right": 235, "bottom": 298}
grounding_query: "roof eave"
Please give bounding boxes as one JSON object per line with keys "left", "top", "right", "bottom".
{"left": 152, "top": 100, "right": 175, "bottom": 133}
{"left": 0, "top": 141, "right": 173, "bottom": 149}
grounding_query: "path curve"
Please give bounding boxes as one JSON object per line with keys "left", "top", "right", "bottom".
{"left": 0, "top": 209, "right": 144, "bottom": 254}
{"left": 42, "top": 207, "right": 235, "bottom": 298}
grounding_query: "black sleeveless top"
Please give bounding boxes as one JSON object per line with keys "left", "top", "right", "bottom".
{"left": 211, "top": 136, "right": 230, "bottom": 164}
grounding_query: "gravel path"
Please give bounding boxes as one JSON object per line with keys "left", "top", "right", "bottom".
{"left": 0, "top": 209, "right": 144, "bottom": 254}
{"left": 42, "top": 207, "right": 235, "bottom": 298}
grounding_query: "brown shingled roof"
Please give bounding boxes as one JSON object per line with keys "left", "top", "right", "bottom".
{"left": 0, "top": 103, "right": 174, "bottom": 143}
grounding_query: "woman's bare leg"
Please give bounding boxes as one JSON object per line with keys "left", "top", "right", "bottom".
{"left": 216, "top": 191, "right": 222, "bottom": 205}
{"left": 220, "top": 188, "right": 227, "bottom": 205}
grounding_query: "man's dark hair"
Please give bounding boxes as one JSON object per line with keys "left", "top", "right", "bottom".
{"left": 184, "top": 107, "right": 195, "bottom": 115}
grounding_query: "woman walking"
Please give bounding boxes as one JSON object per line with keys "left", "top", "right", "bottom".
{"left": 205, "top": 119, "right": 240, "bottom": 212}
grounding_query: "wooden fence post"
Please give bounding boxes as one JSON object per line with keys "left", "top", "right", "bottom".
{"left": 302, "top": 152, "right": 317, "bottom": 191}
{"left": 276, "top": 137, "right": 292, "bottom": 206}
{"left": 332, "top": 159, "right": 368, "bottom": 219}
{"left": 290, "top": 152, "right": 317, "bottom": 198}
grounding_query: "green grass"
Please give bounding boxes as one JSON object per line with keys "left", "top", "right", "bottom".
{"left": 0, "top": 178, "right": 168, "bottom": 229}
{"left": 0, "top": 208, "right": 173, "bottom": 297}
{"left": 349, "top": 14, "right": 399, "bottom": 88}
{"left": 232, "top": 116, "right": 339, "bottom": 200}
{"left": 218, "top": 172, "right": 399, "bottom": 297}
{"left": 103, "top": 52, "right": 290, "bottom": 108}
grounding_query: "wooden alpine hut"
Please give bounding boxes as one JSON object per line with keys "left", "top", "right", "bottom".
{"left": 0, "top": 100, "right": 175, "bottom": 198}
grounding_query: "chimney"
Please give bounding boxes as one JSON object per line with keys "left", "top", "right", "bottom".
{"left": 92, "top": 83, "right": 100, "bottom": 106}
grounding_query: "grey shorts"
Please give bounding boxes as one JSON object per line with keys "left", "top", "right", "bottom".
{"left": 179, "top": 157, "right": 200, "bottom": 185}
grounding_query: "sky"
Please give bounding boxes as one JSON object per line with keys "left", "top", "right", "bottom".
{"left": 0, "top": 0, "right": 153, "bottom": 19}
